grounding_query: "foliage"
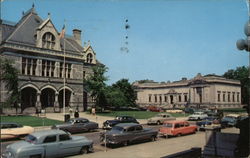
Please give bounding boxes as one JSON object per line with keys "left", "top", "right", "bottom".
{"left": 111, "top": 78, "right": 137, "bottom": 107}
{"left": 0, "top": 56, "right": 20, "bottom": 113}
{"left": 105, "top": 86, "right": 127, "bottom": 108}
{"left": 2, "top": 115, "right": 63, "bottom": 127}
{"left": 83, "top": 65, "right": 108, "bottom": 109}
{"left": 223, "top": 66, "right": 249, "bottom": 105}
{"left": 137, "top": 79, "right": 156, "bottom": 83}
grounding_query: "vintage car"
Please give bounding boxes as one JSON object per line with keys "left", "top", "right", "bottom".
{"left": 52, "top": 118, "right": 98, "bottom": 133}
{"left": 1, "top": 122, "right": 34, "bottom": 140}
{"left": 196, "top": 116, "right": 220, "bottom": 131}
{"left": 165, "top": 108, "right": 184, "bottom": 114}
{"left": 147, "top": 106, "right": 163, "bottom": 112}
{"left": 188, "top": 112, "right": 208, "bottom": 121}
{"left": 221, "top": 115, "right": 239, "bottom": 128}
{"left": 2, "top": 129, "right": 93, "bottom": 158}
{"left": 100, "top": 123, "right": 158, "bottom": 146}
{"left": 102, "top": 116, "right": 139, "bottom": 129}
{"left": 159, "top": 120, "right": 197, "bottom": 138}
{"left": 147, "top": 113, "right": 176, "bottom": 125}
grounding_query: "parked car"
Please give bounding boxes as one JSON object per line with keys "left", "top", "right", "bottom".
{"left": 103, "top": 116, "right": 139, "bottom": 129}
{"left": 52, "top": 118, "right": 98, "bottom": 133}
{"left": 188, "top": 112, "right": 208, "bottom": 121}
{"left": 159, "top": 120, "right": 197, "bottom": 138}
{"left": 184, "top": 107, "right": 196, "bottom": 114}
{"left": 196, "top": 116, "right": 220, "bottom": 131}
{"left": 165, "top": 108, "right": 184, "bottom": 114}
{"left": 221, "top": 115, "right": 239, "bottom": 128}
{"left": 2, "top": 129, "right": 93, "bottom": 158}
{"left": 147, "top": 113, "right": 176, "bottom": 125}
{"left": 1, "top": 122, "right": 34, "bottom": 140}
{"left": 100, "top": 123, "right": 158, "bottom": 146}
{"left": 147, "top": 106, "right": 163, "bottom": 112}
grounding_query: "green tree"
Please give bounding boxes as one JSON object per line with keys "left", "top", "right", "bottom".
{"left": 0, "top": 56, "right": 20, "bottom": 114}
{"left": 83, "top": 65, "right": 108, "bottom": 111}
{"left": 112, "top": 78, "right": 137, "bottom": 107}
{"left": 223, "top": 66, "right": 249, "bottom": 106}
{"left": 105, "top": 86, "right": 127, "bottom": 108}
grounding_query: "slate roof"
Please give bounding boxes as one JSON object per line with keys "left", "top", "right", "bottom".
{"left": 1, "top": 6, "right": 85, "bottom": 54}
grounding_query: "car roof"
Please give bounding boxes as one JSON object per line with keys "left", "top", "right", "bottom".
{"left": 70, "top": 118, "right": 88, "bottom": 121}
{"left": 115, "top": 123, "right": 139, "bottom": 128}
{"left": 164, "top": 120, "right": 187, "bottom": 124}
{"left": 0, "top": 122, "right": 20, "bottom": 125}
{"left": 31, "top": 129, "right": 66, "bottom": 137}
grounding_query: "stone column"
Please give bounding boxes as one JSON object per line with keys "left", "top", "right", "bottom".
{"left": 36, "top": 92, "right": 41, "bottom": 110}
{"left": 54, "top": 92, "right": 60, "bottom": 112}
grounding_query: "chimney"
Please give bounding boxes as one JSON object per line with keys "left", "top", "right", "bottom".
{"left": 73, "top": 29, "right": 82, "bottom": 46}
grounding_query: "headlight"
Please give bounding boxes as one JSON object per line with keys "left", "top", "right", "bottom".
{"left": 2, "top": 151, "right": 14, "bottom": 158}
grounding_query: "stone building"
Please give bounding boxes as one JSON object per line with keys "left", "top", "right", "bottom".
{"left": 133, "top": 73, "right": 242, "bottom": 109}
{"left": 0, "top": 6, "right": 100, "bottom": 113}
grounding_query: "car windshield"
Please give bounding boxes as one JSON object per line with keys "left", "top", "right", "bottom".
{"left": 25, "top": 135, "right": 37, "bottom": 144}
{"left": 164, "top": 123, "right": 173, "bottom": 128}
{"left": 111, "top": 126, "right": 124, "bottom": 132}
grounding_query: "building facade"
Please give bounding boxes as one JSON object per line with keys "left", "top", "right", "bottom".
{"left": 0, "top": 6, "right": 99, "bottom": 113}
{"left": 133, "top": 73, "right": 242, "bottom": 109}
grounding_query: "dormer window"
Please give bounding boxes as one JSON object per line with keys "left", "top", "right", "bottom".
{"left": 86, "top": 53, "right": 93, "bottom": 63}
{"left": 42, "top": 32, "right": 55, "bottom": 49}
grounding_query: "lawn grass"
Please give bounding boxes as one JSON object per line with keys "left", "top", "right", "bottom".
{"left": 95, "top": 111, "right": 189, "bottom": 119}
{"left": 1, "top": 115, "right": 63, "bottom": 127}
{"left": 221, "top": 108, "right": 247, "bottom": 113}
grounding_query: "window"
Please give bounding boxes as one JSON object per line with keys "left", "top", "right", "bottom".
{"left": 42, "top": 32, "right": 55, "bottom": 49}
{"left": 232, "top": 92, "right": 235, "bottom": 102}
{"left": 184, "top": 94, "right": 187, "bottom": 102}
{"left": 43, "top": 135, "right": 57, "bottom": 143}
{"left": 237, "top": 93, "right": 240, "bottom": 102}
{"left": 159, "top": 95, "right": 162, "bottom": 103}
{"left": 135, "top": 126, "right": 143, "bottom": 131}
{"left": 223, "top": 93, "right": 226, "bottom": 102}
{"left": 27, "top": 58, "right": 32, "bottom": 75}
{"left": 155, "top": 95, "right": 157, "bottom": 102}
{"left": 149, "top": 95, "right": 151, "bottom": 102}
{"left": 179, "top": 95, "right": 182, "bottom": 102}
{"left": 217, "top": 93, "right": 220, "bottom": 102}
{"left": 228, "top": 92, "right": 231, "bottom": 102}
{"left": 22, "top": 58, "right": 26, "bottom": 74}
{"left": 86, "top": 53, "right": 93, "bottom": 63}
{"left": 127, "top": 127, "right": 135, "bottom": 132}
{"left": 83, "top": 71, "right": 86, "bottom": 79}
{"left": 59, "top": 134, "right": 71, "bottom": 141}
{"left": 60, "top": 63, "right": 63, "bottom": 78}
{"left": 32, "top": 59, "right": 37, "bottom": 75}
{"left": 164, "top": 95, "right": 167, "bottom": 102}
{"left": 174, "top": 124, "right": 180, "bottom": 128}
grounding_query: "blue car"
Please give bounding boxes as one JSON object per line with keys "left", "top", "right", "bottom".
{"left": 2, "top": 129, "right": 93, "bottom": 158}
{"left": 196, "top": 117, "right": 219, "bottom": 131}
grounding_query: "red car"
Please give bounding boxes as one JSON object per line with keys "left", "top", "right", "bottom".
{"left": 159, "top": 120, "right": 197, "bottom": 138}
{"left": 147, "top": 106, "right": 163, "bottom": 112}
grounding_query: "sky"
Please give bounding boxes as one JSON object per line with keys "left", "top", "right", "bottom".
{"left": 2, "top": 0, "right": 249, "bottom": 84}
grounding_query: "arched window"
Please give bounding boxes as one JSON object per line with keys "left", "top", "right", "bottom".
{"left": 86, "top": 53, "right": 93, "bottom": 63}
{"left": 42, "top": 32, "right": 55, "bottom": 49}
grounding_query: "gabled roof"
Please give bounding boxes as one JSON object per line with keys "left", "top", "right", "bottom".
{"left": 5, "top": 8, "right": 43, "bottom": 46}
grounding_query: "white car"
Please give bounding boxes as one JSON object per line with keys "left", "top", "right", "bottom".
{"left": 147, "top": 113, "right": 176, "bottom": 125}
{"left": 1, "top": 122, "right": 34, "bottom": 140}
{"left": 188, "top": 112, "right": 208, "bottom": 121}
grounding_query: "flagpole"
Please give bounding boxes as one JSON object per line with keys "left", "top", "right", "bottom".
{"left": 63, "top": 20, "right": 66, "bottom": 117}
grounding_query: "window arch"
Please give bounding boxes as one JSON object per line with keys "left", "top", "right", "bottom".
{"left": 86, "top": 53, "right": 93, "bottom": 63}
{"left": 42, "top": 32, "right": 55, "bottom": 49}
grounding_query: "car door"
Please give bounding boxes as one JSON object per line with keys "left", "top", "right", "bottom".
{"left": 126, "top": 126, "right": 136, "bottom": 142}
{"left": 73, "top": 120, "right": 87, "bottom": 132}
{"left": 134, "top": 125, "right": 148, "bottom": 141}
{"left": 42, "top": 135, "right": 59, "bottom": 158}
{"left": 58, "top": 134, "right": 79, "bottom": 156}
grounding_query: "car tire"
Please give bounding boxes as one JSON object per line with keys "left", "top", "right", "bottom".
{"left": 157, "top": 121, "right": 161, "bottom": 125}
{"left": 80, "top": 146, "right": 88, "bottom": 154}
{"left": 151, "top": 135, "right": 157, "bottom": 141}
{"left": 30, "top": 154, "right": 42, "bottom": 158}
{"left": 177, "top": 133, "right": 182, "bottom": 137}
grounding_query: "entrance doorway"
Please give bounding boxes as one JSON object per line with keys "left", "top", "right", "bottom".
{"left": 41, "top": 88, "right": 55, "bottom": 108}
{"left": 21, "top": 87, "right": 37, "bottom": 110}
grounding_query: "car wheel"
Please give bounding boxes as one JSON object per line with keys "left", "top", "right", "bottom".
{"left": 80, "top": 146, "right": 88, "bottom": 154}
{"left": 198, "top": 117, "right": 200, "bottom": 121}
{"left": 30, "top": 154, "right": 42, "bottom": 158}
{"left": 123, "top": 140, "right": 129, "bottom": 146}
{"left": 151, "top": 135, "right": 157, "bottom": 141}
{"left": 177, "top": 133, "right": 182, "bottom": 137}
{"left": 157, "top": 121, "right": 161, "bottom": 125}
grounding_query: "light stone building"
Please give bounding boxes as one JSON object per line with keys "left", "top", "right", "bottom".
{"left": 133, "top": 73, "right": 242, "bottom": 109}
{"left": 0, "top": 6, "right": 100, "bottom": 113}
